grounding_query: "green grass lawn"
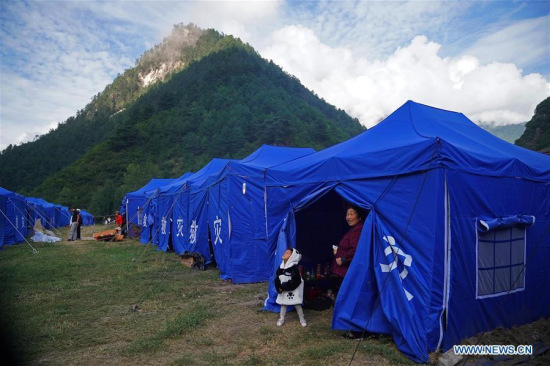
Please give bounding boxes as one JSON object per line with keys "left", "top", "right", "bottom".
{"left": 0, "top": 225, "right": 414, "bottom": 365}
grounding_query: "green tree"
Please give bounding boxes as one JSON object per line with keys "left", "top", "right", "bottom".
{"left": 89, "top": 180, "right": 117, "bottom": 217}
{"left": 57, "top": 186, "right": 77, "bottom": 208}
{"left": 515, "top": 97, "right": 550, "bottom": 151}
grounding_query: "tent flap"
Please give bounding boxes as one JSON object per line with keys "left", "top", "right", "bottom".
{"left": 478, "top": 215, "right": 535, "bottom": 232}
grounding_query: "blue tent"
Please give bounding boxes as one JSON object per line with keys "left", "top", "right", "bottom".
{"left": 121, "top": 178, "right": 176, "bottom": 226}
{"left": 79, "top": 210, "right": 94, "bottom": 225}
{"left": 142, "top": 159, "right": 237, "bottom": 259}
{"left": 0, "top": 187, "right": 28, "bottom": 248}
{"left": 147, "top": 172, "right": 194, "bottom": 252}
{"left": 206, "top": 145, "right": 315, "bottom": 283}
{"left": 175, "top": 158, "right": 236, "bottom": 263}
{"left": 54, "top": 205, "right": 71, "bottom": 227}
{"left": 0, "top": 191, "right": 6, "bottom": 249}
{"left": 26, "top": 197, "right": 57, "bottom": 229}
{"left": 139, "top": 181, "right": 177, "bottom": 245}
{"left": 262, "top": 101, "right": 550, "bottom": 362}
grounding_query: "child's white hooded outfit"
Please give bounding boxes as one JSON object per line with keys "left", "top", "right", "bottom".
{"left": 274, "top": 248, "right": 306, "bottom": 326}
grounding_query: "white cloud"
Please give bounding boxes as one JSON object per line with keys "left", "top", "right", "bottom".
{"left": 0, "top": 1, "right": 142, "bottom": 149}
{"left": 261, "top": 27, "right": 549, "bottom": 128}
{"left": 463, "top": 15, "right": 550, "bottom": 75}
{"left": 285, "top": 0, "right": 470, "bottom": 60}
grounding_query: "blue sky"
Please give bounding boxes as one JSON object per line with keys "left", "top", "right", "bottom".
{"left": 1, "top": 0, "right": 549, "bottom": 150}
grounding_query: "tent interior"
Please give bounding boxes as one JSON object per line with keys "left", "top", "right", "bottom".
{"left": 293, "top": 190, "right": 369, "bottom": 294}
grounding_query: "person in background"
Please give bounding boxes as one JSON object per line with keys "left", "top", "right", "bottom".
{"left": 115, "top": 210, "right": 124, "bottom": 234}
{"left": 274, "top": 248, "right": 307, "bottom": 327}
{"left": 68, "top": 210, "right": 78, "bottom": 241}
{"left": 76, "top": 209, "right": 83, "bottom": 240}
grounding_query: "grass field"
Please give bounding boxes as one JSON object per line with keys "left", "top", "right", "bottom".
{"left": 0, "top": 224, "right": 413, "bottom": 366}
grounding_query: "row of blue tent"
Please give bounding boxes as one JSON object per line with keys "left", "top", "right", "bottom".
{"left": 0, "top": 187, "right": 94, "bottom": 249}
{"left": 120, "top": 100, "right": 550, "bottom": 362}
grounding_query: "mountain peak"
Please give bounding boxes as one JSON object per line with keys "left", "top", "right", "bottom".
{"left": 137, "top": 23, "right": 205, "bottom": 86}
{"left": 0, "top": 24, "right": 365, "bottom": 213}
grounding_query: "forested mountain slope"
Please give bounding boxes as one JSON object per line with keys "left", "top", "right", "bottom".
{"left": 2, "top": 26, "right": 364, "bottom": 214}
{"left": 0, "top": 24, "right": 209, "bottom": 194}
{"left": 515, "top": 97, "right": 550, "bottom": 152}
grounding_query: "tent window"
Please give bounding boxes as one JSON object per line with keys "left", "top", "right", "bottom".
{"left": 477, "top": 226, "right": 525, "bottom": 299}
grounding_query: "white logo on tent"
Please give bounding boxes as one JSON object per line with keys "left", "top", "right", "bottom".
{"left": 143, "top": 213, "right": 147, "bottom": 227}
{"left": 189, "top": 220, "right": 198, "bottom": 244}
{"left": 379, "top": 235, "right": 414, "bottom": 301}
{"left": 213, "top": 215, "right": 223, "bottom": 245}
{"left": 176, "top": 219, "right": 184, "bottom": 237}
{"left": 161, "top": 217, "right": 167, "bottom": 235}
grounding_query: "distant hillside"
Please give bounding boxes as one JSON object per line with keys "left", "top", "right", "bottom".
{"left": 0, "top": 24, "right": 207, "bottom": 195}
{"left": 478, "top": 122, "right": 526, "bottom": 144}
{"left": 515, "top": 97, "right": 550, "bottom": 152}
{"left": 1, "top": 25, "right": 364, "bottom": 215}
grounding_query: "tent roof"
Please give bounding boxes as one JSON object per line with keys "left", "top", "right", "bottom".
{"left": 0, "top": 187, "right": 25, "bottom": 201}
{"left": 26, "top": 197, "right": 56, "bottom": 208}
{"left": 218, "top": 145, "right": 315, "bottom": 179}
{"left": 239, "top": 145, "right": 315, "bottom": 168}
{"left": 154, "top": 158, "right": 235, "bottom": 196}
{"left": 126, "top": 178, "right": 178, "bottom": 199}
{"left": 156, "top": 172, "right": 195, "bottom": 195}
{"left": 266, "top": 100, "right": 550, "bottom": 185}
{"left": 189, "top": 158, "right": 237, "bottom": 192}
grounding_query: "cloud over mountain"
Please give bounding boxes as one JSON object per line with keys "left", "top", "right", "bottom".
{"left": 262, "top": 26, "right": 549, "bottom": 128}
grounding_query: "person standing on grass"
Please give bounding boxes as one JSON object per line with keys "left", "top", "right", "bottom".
{"left": 115, "top": 210, "right": 125, "bottom": 235}
{"left": 274, "top": 248, "right": 307, "bottom": 327}
{"left": 68, "top": 210, "right": 78, "bottom": 241}
{"left": 76, "top": 209, "right": 83, "bottom": 240}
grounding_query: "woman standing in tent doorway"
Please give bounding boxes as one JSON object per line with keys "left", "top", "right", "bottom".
{"left": 331, "top": 204, "right": 364, "bottom": 294}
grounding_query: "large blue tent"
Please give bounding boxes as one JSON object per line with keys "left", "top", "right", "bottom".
{"left": 262, "top": 101, "right": 550, "bottom": 362}
{"left": 206, "top": 145, "right": 315, "bottom": 283}
{"left": 0, "top": 187, "right": 28, "bottom": 248}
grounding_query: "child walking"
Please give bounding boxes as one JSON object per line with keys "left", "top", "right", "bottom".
{"left": 274, "top": 248, "right": 307, "bottom": 327}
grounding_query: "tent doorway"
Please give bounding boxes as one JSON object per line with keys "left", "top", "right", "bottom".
{"left": 294, "top": 190, "right": 368, "bottom": 280}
